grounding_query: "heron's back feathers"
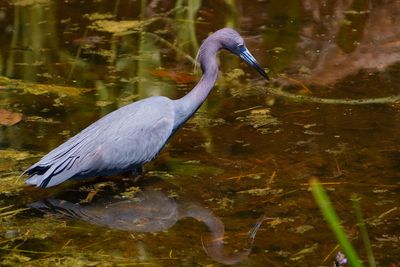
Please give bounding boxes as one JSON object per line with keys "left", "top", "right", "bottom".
{"left": 24, "top": 96, "right": 175, "bottom": 188}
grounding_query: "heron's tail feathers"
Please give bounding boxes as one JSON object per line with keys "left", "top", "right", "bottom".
{"left": 24, "top": 156, "right": 81, "bottom": 188}
{"left": 23, "top": 132, "right": 95, "bottom": 188}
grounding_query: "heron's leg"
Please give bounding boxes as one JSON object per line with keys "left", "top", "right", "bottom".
{"left": 122, "top": 166, "right": 143, "bottom": 182}
{"left": 132, "top": 166, "right": 143, "bottom": 175}
{"left": 132, "top": 166, "right": 143, "bottom": 182}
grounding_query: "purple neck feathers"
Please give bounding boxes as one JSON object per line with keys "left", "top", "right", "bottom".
{"left": 173, "top": 37, "right": 221, "bottom": 129}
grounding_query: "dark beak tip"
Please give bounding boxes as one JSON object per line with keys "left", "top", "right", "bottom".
{"left": 239, "top": 48, "right": 269, "bottom": 81}
{"left": 254, "top": 64, "right": 269, "bottom": 81}
{"left": 261, "top": 69, "right": 270, "bottom": 80}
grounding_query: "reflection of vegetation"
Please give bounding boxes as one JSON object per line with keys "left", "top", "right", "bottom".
{"left": 352, "top": 195, "right": 376, "bottom": 267}
{"left": 262, "top": 0, "right": 300, "bottom": 74}
{"left": 223, "top": 0, "right": 238, "bottom": 28}
{"left": 136, "top": 31, "right": 170, "bottom": 99}
{"left": 6, "top": 0, "right": 61, "bottom": 82}
{"left": 175, "top": 0, "right": 201, "bottom": 58}
{"left": 336, "top": 0, "right": 368, "bottom": 53}
{"left": 288, "top": 0, "right": 400, "bottom": 86}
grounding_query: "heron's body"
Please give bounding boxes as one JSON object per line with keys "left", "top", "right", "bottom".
{"left": 24, "top": 28, "right": 268, "bottom": 188}
{"left": 25, "top": 97, "right": 176, "bottom": 187}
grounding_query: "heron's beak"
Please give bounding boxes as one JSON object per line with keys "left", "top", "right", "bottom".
{"left": 238, "top": 45, "right": 269, "bottom": 80}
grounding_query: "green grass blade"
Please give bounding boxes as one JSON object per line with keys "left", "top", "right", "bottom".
{"left": 310, "top": 178, "right": 363, "bottom": 267}
{"left": 351, "top": 195, "right": 376, "bottom": 267}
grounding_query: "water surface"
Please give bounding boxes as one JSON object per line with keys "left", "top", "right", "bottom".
{"left": 0, "top": 0, "right": 399, "bottom": 266}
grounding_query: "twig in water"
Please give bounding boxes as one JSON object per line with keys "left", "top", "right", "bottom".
{"left": 267, "top": 171, "right": 276, "bottom": 186}
{"left": 272, "top": 74, "right": 400, "bottom": 105}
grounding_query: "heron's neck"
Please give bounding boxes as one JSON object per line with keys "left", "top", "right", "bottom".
{"left": 173, "top": 50, "right": 219, "bottom": 129}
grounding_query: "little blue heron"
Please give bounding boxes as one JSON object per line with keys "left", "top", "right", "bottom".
{"left": 23, "top": 28, "right": 269, "bottom": 188}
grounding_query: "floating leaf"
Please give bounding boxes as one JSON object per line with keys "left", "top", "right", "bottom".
{"left": 0, "top": 109, "right": 22, "bottom": 126}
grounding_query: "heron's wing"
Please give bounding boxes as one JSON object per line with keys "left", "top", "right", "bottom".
{"left": 24, "top": 97, "right": 175, "bottom": 187}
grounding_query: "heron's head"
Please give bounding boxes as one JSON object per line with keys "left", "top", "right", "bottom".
{"left": 213, "top": 28, "right": 269, "bottom": 80}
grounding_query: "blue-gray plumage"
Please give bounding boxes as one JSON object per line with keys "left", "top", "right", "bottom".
{"left": 23, "top": 28, "right": 269, "bottom": 188}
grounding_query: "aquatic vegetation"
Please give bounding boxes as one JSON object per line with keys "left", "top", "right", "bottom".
{"left": 290, "top": 243, "right": 319, "bottom": 261}
{"left": 90, "top": 20, "right": 152, "bottom": 36}
{"left": 0, "top": 174, "right": 26, "bottom": 196}
{"left": 0, "top": 76, "right": 88, "bottom": 97}
{"left": 188, "top": 115, "right": 225, "bottom": 130}
{"left": 237, "top": 187, "right": 282, "bottom": 196}
{"left": 236, "top": 108, "right": 280, "bottom": 134}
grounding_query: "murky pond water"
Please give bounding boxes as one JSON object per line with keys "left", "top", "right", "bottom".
{"left": 0, "top": 0, "right": 399, "bottom": 266}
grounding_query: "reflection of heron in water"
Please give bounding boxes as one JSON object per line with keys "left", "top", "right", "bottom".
{"left": 30, "top": 188, "right": 264, "bottom": 265}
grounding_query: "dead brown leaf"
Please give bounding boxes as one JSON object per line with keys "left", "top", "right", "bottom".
{"left": 0, "top": 109, "right": 22, "bottom": 126}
